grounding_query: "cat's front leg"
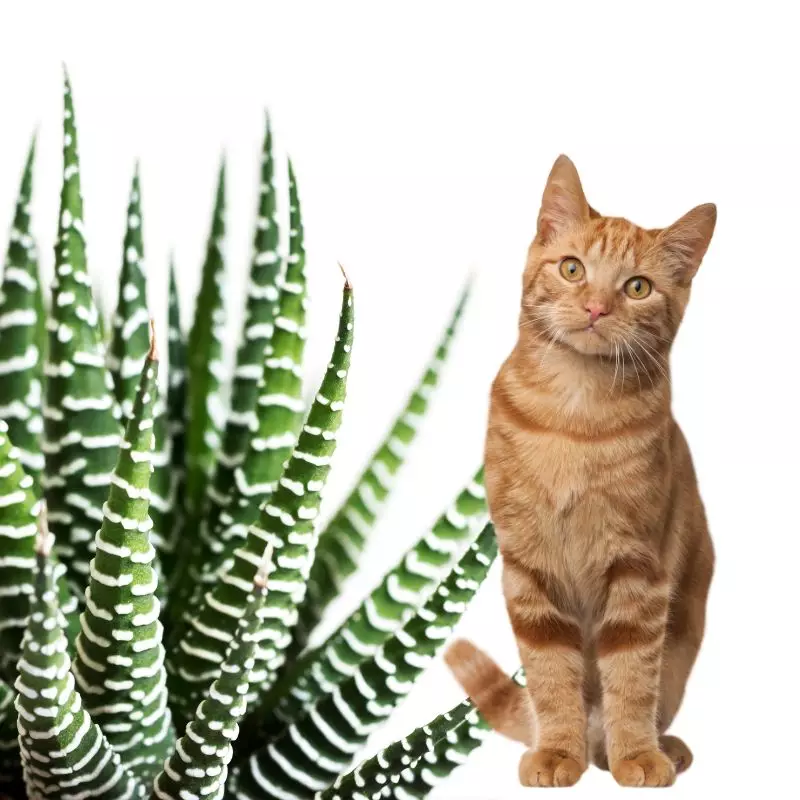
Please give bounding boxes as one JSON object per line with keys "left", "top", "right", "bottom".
{"left": 502, "top": 556, "right": 587, "bottom": 787}
{"left": 596, "top": 558, "right": 675, "bottom": 787}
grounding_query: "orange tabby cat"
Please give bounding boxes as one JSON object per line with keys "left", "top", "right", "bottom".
{"left": 446, "top": 156, "right": 715, "bottom": 788}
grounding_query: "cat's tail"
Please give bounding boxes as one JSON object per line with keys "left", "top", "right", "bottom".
{"left": 444, "top": 638, "right": 533, "bottom": 747}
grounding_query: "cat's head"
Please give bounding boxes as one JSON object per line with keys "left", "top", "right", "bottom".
{"left": 522, "top": 155, "right": 716, "bottom": 361}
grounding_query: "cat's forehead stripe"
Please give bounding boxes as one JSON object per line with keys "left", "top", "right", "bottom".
{"left": 582, "top": 220, "right": 648, "bottom": 267}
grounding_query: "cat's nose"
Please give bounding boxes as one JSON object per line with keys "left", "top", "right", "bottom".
{"left": 585, "top": 301, "right": 609, "bottom": 323}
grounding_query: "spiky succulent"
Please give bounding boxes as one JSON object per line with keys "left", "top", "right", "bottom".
{"left": 0, "top": 71, "right": 498, "bottom": 799}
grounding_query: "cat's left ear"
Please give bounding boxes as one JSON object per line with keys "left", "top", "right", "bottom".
{"left": 657, "top": 203, "right": 717, "bottom": 282}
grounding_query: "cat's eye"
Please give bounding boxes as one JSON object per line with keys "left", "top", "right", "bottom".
{"left": 624, "top": 276, "right": 652, "bottom": 299}
{"left": 559, "top": 257, "right": 585, "bottom": 282}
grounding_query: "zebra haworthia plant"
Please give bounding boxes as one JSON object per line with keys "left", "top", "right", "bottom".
{"left": 0, "top": 70, "right": 497, "bottom": 799}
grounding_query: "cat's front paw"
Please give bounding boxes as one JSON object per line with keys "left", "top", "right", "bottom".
{"left": 611, "top": 749, "right": 676, "bottom": 787}
{"left": 519, "top": 749, "right": 585, "bottom": 787}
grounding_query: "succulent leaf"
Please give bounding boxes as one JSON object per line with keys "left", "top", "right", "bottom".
{"left": 106, "top": 170, "right": 172, "bottom": 600}
{"left": 159, "top": 260, "right": 188, "bottom": 592}
{"left": 0, "top": 676, "right": 20, "bottom": 790}
{"left": 168, "top": 278, "right": 350, "bottom": 724}
{"left": 381, "top": 671, "right": 524, "bottom": 798}
{"left": 107, "top": 166, "right": 149, "bottom": 420}
{"left": 185, "top": 161, "right": 227, "bottom": 514}
{"left": 211, "top": 112, "right": 282, "bottom": 505}
{"left": 236, "top": 522, "right": 498, "bottom": 799}
{"left": 152, "top": 548, "right": 272, "bottom": 800}
{"left": 0, "top": 420, "right": 78, "bottom": 676}
{"left": 42, "top": 70, "right": 122, "bottom": 594}
{"left": 299, "top": 282, "right": 472, "bottom": 651}
{"left": 71, "top": 331, "right": 174, "bottom": 781}
{"left": 269, "top": 467, "right": 487, "bottom": 730}
{"left": 0, "top": 134, "right": 45, "bottom": 487}
{"left": 14, "top": 528, "right": 143, "bottom": 799}
{"left": 317, "top": 698, "right": 476, "bottom": 800}
{"left": 177, "top": 160, "right": 307, "bottom": 614}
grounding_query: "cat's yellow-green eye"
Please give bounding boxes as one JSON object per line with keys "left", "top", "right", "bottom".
{"left": 559, "top": 257, "right": 585, "bottom": 282}
{"left": 624, "top": 276, "right": 652, "bottom": 299}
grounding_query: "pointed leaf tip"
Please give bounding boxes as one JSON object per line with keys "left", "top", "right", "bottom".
{"left": 254, "top": 542, "right": 275, "bottom": 591}
{"left": 337, "top": 261, "right": 351, "bottom": 289}
{"left": 148, "top": 318, "right": 159, "bottom": 360}
{"left": 35, "top": 503, "right": 53, "bottom": 558}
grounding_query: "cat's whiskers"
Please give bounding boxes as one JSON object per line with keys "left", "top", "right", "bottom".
{"left": 538, "top": 327, "right": 561, "bottom": 372}
{"left": 628, "top": 330, "right": 670, "bottom": 387}
{"left": 608, "top": 339, "right": 621, "bottom": 398}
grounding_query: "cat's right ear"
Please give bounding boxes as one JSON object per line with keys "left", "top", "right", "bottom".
{"left": 536, "top": 155, "right": 591, "bottom": 244}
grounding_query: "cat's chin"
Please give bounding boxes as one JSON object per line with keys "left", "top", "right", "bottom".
{"left": 561, "top": 328, "right": 615, "bottom": 358}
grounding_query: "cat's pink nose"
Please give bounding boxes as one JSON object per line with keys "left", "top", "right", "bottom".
{"left": 585, "top": 301, "right": 609, "bottom": 323}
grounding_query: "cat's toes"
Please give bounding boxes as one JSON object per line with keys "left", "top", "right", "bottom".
{"left": 612, "top": 749, "right": 676, "bottom": 787}
{"left": 519, "top": 749, "right": 585, "bottom": 787}
{"left": 659, "top": 734, "right": 693, "bottom": 773}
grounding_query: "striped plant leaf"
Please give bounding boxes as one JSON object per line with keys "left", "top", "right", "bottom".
{"left": 107, "top": 166, "right": 149, "bottom": 420}
{"left": 14, "top": 528, "right": 143, "bottom": 799}
{"left": 42, "top": 70, "right": 122, "bottom": 594}
{"left": 72, "top": 331, "right": 174, "bottom": 782}
{"left": 211, "top": 112, "right": 282, "bottom": 505}
{"left": 267, "top": 467, "right": 487, "bottom": 731}
{"left": 106, "top": 170, "right": 172, "bottom": 599}
{"left": 152, "top": 548, "right": 272, "bottom": 800}
{"left": 167, "top": 276, "right": 351, "bottom": 725}
{"left": 386, "top": 712, "right": 491, "bottom": 799}
{"left": 0, "top": 420, "right": 78, "bottom": 677}
{"left": 185, "top": 160, "right": 227, "bottom": 514}
{"left": 301, "top": 281, "right": 471, "bottom": 647}
{"left": 380, "top": 670, "right": 524, "bottom": 798}
{"left": 235, "top": 522, "right": 498, "bottom": 800}
{"left": 175, "top": 160, "right": 306, "bottom": 614}
{"left": 317, "top": 698, "right": 475, "bottom": 800}
{"left": 184, "top": 119, "right": 284, "bottom": 601}
{"left": 0, "top": 133, "right": 45, "bottom": 487}
{"left": 161, "top": 258, "right": 188, "bottom": 590}
{"left": 0, "top": 676, "right": 19, "bottom": 791}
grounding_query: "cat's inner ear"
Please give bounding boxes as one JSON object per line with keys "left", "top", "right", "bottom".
{"left": 536, "top": 155, "right": 591, "bottom": 244}
{"left": 657, "top": 203, "right": 717, "bottom": 283}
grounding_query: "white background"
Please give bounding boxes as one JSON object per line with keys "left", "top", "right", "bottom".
{"left": 2, "top": 2, "right": 799, "bottom": 797}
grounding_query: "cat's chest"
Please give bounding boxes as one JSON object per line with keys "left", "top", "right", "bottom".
{"left": 514, "top": 429, "right": 617, "bottom": 510}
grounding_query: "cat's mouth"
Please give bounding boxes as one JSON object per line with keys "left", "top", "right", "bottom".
{"left": 561, "top": 325, "right": 615, "bottom": 357}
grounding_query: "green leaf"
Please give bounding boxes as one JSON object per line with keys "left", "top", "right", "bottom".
{"left": 0, "top": 419, "right": 78, "bottom": 677}
{"left": 105, "top": 170, "right": 172, "bottom": 604}
{"left": 15, "top": 528, "right": 143, "bottom": 799}
{"left": 175, "top": 160, "right": 307, "bottom": 618}
{"left": 385, "top": 712, "right": 491, "bottom": 799}
{"left": 299, "top": 281, "right": 472, "bottom": 651}
{"left": 236, "top": 522, "right": 498, "bottom": 799}
{"left": 42, "top": 69, "right": 122, "bottom": 595}
{"left": 269, "top": 467, "right": 487, "bottom": 730}
{"left": 167, "top": 277, "right": 351, "bottom": 725}
{"left": 0, "top": 676, "right": 19, "bottom": 790}
{"left": 0, "top": 133, "right": 45, "bottom": 488}
{"left": 160, "top": 258, "right": 188, "bottom": 593}
{"left": 185, "top": 159, "right": 227, "bottom": 514}
{"left": 317, "top": 698, "right": 476, "bottom": 800}
{"left": 152, "top": 548, "right": 272, "bottom": 800}
{"left": 72, "top": 333, "right": 174, "bottom": 782}
{"left": 107, "top": 165, "right": 149, "bottom": 420}
{"left": 381, "top": 670, "right": 524, "bottom": 798}
{"left": 212, "top": 112, "right": 282, "bottom": 504}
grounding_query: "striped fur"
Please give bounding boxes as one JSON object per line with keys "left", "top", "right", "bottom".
{"left": 447, "top": 156, "right": 715, "bottom": 788}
